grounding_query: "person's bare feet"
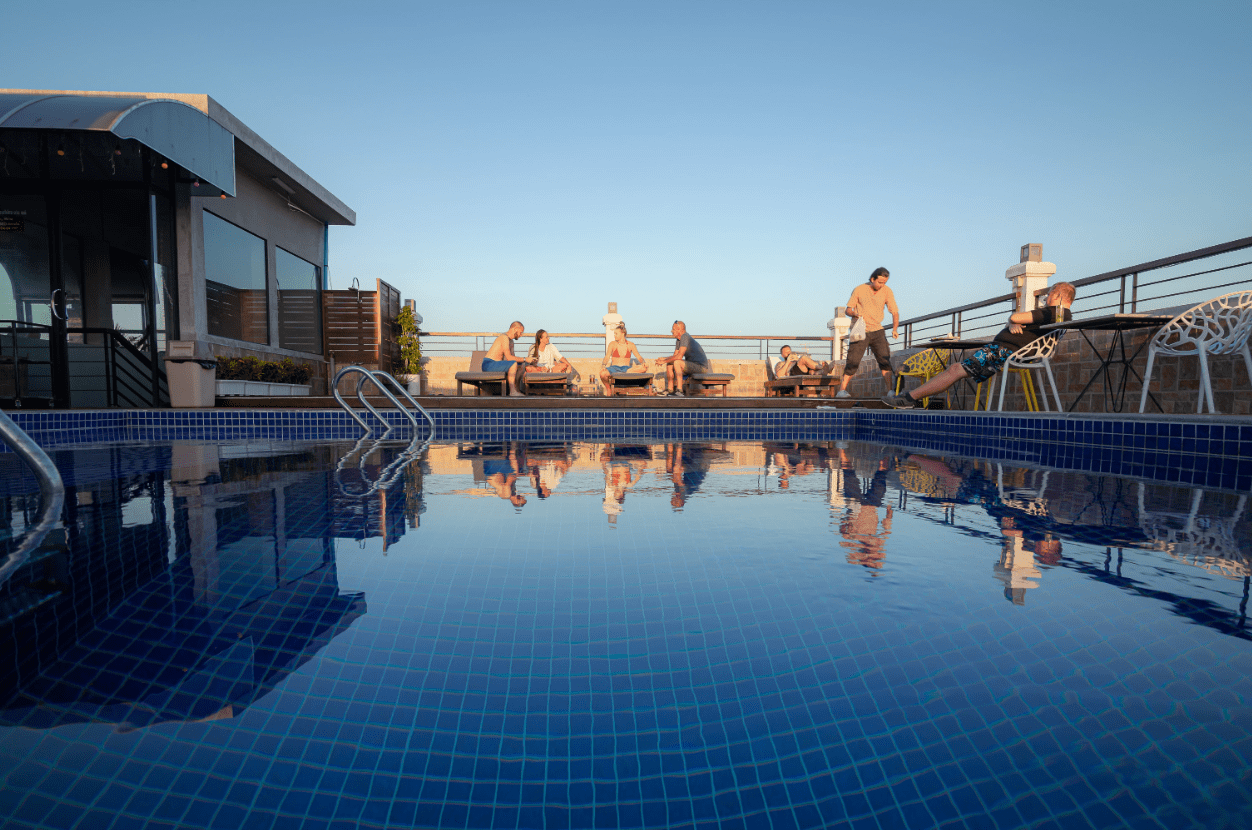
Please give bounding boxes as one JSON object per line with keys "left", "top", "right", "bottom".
{"left": 509, "top": 390, "right": 525, "bottom": 397}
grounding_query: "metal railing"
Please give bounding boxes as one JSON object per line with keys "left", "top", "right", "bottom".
{"left": 899, "top": 235, "right": 1252, "bottom": 348}
{"left": 419, "top": 332, "right": 837, "bottom": 362}
{"left": 333, "top": 366, "right": 436, "bottom": 436}
{"left": 0, "top": 410, "right": 65, "bottom": 587}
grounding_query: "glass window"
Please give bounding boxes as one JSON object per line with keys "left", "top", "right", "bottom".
{"left": 0, "top": 195, "right": 50, "bottom": 325}
{"left": 276, "top": 247, "right": 322, "bottom": 355}
{"left": 203, "top": 211, "right": 267, "bottom": 344}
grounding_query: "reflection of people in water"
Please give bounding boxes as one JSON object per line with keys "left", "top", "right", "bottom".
{"left": 994, "top": 518, "right": 1062, "bottom": 605}
{"left": 770, "top": 449, "right": 817, "bottom": 490}
{"left": 601, "top": 446, "right": 647, "bottom": 523}
{"left": 528, "top": 452, "right": 572, "bottom": 499}
{"left": 666, "top": 443, "right": 711, "bottom": 510}
{"left": 838, "top": 449, "right": 893, "bottom": 572}
{"left": 483, "top": 443, "right": 527, "bottom": 508}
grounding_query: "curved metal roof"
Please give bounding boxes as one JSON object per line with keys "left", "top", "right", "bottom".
{"left": 0, "top": 93, "right": 235, "bottom": 196}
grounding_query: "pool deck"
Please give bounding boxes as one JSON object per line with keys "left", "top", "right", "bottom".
{"left": 214, "top": 395, "right": 892, "bottom": 410}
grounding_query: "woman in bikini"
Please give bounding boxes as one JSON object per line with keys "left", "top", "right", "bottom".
{"left": 599, "top": 323, "right": 647, "bottom": 392}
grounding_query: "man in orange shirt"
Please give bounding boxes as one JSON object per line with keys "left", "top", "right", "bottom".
{"left": 837, "top": 267, "right": 900, "bottom": 398}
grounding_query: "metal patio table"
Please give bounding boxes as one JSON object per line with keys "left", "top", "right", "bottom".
{"left": 924, "top": 337, "right": 994, "bottom": 409}
{"left": 1042, "top": 313, "right": 1174, "bottom": 413}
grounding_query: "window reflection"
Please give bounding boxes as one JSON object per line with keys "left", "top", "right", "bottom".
{"left": 204, "top": 211, "right": 267, "bottom": 344}
{"left": 276, "top": 247, "right": 322, "bottom": 355}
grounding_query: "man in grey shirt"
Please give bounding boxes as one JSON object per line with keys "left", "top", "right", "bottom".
{"left": 653, "top": 320, "right": 709, "bottom": 397}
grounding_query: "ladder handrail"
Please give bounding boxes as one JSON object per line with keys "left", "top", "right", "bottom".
{"left": 332, "top": 366, "right": 436, "bottom": 437}
{"left": 354, "top": 373, "right": 418, "bottom": 431}
{"left": 0, "top": 410, "right": 65, "bottom": 587}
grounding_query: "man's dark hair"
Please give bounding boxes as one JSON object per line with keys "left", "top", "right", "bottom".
{"left": 869, "top": 267, "right": 890, "bottom": 282}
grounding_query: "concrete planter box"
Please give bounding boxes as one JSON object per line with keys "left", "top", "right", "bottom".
{"left": 216, "top": 380, "right": 312, "bottom": 397}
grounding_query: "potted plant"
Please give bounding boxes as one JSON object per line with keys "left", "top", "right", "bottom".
{"left": 216, "top": 357, "right": 314, "bottom": 397}
{"left": 396, "top": 305, "right": 423, "bottom": 395}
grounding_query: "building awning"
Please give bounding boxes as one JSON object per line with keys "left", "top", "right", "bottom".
{"left": 0, "top": 93, "right": 235, "bottom": 196}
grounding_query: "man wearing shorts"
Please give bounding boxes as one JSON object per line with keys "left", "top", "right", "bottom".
{"left": 882, "top": 282, "right": 1076, "bottom": 408}
{"left": 482, "top": 321, "right": 536, "bottom": 397}
{"left": 654, "top": 321, "right": 709, "bottom": 397}
{"left": 838, "top": 267, "right": 900, "bottom": 398}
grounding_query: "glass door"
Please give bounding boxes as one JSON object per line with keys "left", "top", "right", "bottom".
{"left": 0, "top": 193, "right": 67, "bottom": 407}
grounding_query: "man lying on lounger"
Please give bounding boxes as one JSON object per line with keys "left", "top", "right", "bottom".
{"left": 882, "top": 281, "right": 1076, "bottom": 409}
{"left": 774, "top": 345, "right": 832, "bottom": 378}
{"left": 483, "top": 321, "right": 537, "bottom": 397}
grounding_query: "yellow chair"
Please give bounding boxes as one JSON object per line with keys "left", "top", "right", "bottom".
{"left": 895, "top": 348, "right": 949, "bottom": 408}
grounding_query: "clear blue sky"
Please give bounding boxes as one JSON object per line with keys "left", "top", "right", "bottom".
{"left": 8, "top": 1, "right": 1251, "bottom": 336}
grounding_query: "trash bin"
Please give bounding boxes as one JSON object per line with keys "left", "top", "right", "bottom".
{"left": 165, "top": 341, "right": 217, "bottom": 408}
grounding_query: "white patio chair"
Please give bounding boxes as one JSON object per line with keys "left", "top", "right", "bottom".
{"left": 991, "top": 331, "right": 1064, "bottom": 412}
{"left": 1139, "top": 291, "right": 1252, "bottom": 414}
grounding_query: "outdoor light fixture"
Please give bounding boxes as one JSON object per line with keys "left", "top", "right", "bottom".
{"left": 193, "top": 179, "right": 200, "bottom": 187}
{"left": 160, "top": 161, "right": 169, "bottom": 169}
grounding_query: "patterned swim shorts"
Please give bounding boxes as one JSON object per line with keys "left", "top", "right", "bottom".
{"left": 960, "top": 343, "right": 1014, "bottom": 383}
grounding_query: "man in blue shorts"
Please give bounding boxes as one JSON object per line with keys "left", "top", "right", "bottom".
{"left": 882, "top": 282, "right": 1075, "bottom": 408}
{"left": 483, "top": 321, "right": 536, "bottom": 396}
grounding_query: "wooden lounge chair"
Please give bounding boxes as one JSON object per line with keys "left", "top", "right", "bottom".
{"left": 604, "top": 372, "right": 654, "bottom": 396}
{"left": 521, "top": 371, "right": 574, "bottom": 396}
{"left": 763, "top": 355, "right": 838, "bottom": 397}
{"left": 454, "top": 351, "right": 508, "bottom": 396}
{"left": 687, "top": 371, "right": 736, "bottom": 397}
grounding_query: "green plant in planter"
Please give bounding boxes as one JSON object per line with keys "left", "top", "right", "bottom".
{"left": 217, "top": 356, "right": 312, "bottom": 385}
{"left": 397, "top": 306, "right": 422, "bottom": 377}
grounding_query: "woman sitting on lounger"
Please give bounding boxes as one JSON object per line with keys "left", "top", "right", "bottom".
{"left": 527, "top": 329, "right": 575, "bottom": 375}
{"left": 599, "top": 323, "right": 647, "bottom": 388}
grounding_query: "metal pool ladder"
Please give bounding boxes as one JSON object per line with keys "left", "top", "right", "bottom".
{"left": 333, "top": 366, "right": 436, "bottom": 437}
{"left": 0, "top": 410, "right": 65, "bottom": 587}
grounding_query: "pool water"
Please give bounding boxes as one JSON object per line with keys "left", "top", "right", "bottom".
{"left": 1, "top": 438, "right": 1250, "bottom": 829}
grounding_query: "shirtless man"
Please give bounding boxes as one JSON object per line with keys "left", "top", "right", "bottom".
{"left": 653, "top": 321, "right": 709, "bottom": 397}
{"left": 599, "top": 323, "right": 647, "bottom": 391}
{"left": 483, "top": 321, "right": 536, "bottom": 396}
{"left": 775, "top": 345, "right": 831, "bottom": 378}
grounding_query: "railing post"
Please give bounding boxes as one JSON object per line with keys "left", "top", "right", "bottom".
{"left": 1118, "top": 274, "right": 1126, "bottom": 313}
{"left": 1131, "top": 272, "right": 1138, "bottom": 312}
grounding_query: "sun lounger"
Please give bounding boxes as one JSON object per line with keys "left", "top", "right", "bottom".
{"left": 687, "top": 372, "right": 735, "bottom": 397}
{"left": 604, "top": 372, "right": 654, "bottom": 396}
{"left": 521, "top": 372, "right": 574, "bottom": 396}
{"left": 454, "top": 351, "right": 508, "bottom": 396}
{"left": 763, "top": 356, "right": 838, "bottom": 397}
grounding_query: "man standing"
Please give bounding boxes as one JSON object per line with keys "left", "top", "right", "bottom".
{"left": 654, "top": 320, "right": 709, "bottom": 397}
{"left": 837, "top": 267, "right": 900, "bottom": 398}
{"left": 482, "top": 321, "right": 536, "bottom": 397}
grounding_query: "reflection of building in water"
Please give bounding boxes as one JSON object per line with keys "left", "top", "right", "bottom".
{"left": 0, "top": 442, "right": 414, "bottom": 730}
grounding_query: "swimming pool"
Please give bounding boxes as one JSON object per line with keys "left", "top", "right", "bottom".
{"left": 1, "top": 433, "right": 1250, "bottom": 829}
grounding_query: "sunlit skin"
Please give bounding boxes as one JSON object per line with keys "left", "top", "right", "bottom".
{"left": 839, "top": 273, "right": 899, "bottom": 393}
{"left": 903, "top": 285, "right": 1073, "bottom": 402}
{"left": 486, "top": 321, "right": 537, "bottom": 396}
{"left": 654, "top": 321, "right": 695, "bottom": 393}
{"left": 778, "top": 345, "right": 830, "bottom": 377}
{"left": 599, "top": 325, "right": 647, "bottom": 389}
{"left": 534, "top": 331, "right": 574, "bottom": 374}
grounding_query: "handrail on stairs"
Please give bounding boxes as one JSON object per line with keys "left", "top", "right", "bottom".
{"left": 332, "top": 366, "right": 436, "bottom": 436}
{"left": 0, "top": 410, "right": 65, "bottom": 587}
